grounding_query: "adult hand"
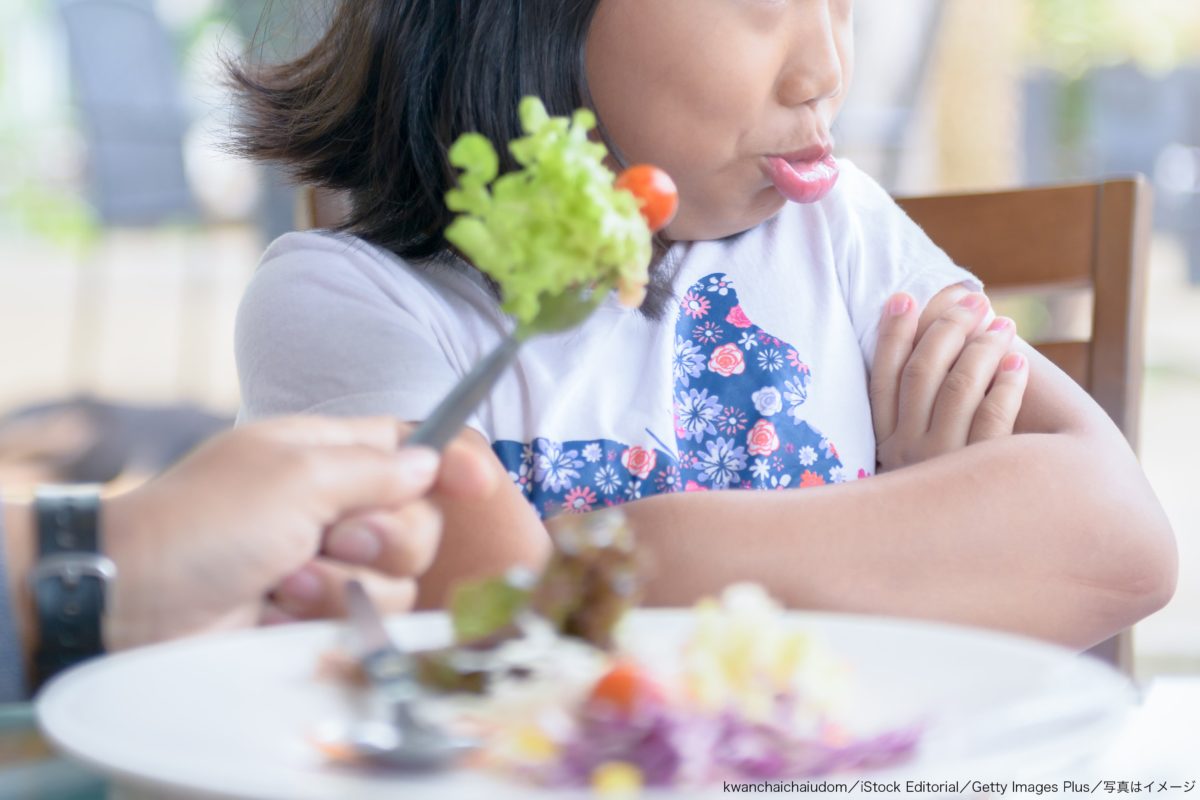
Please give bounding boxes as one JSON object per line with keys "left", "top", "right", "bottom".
{"left": 870, "top": 291, "right": 1029, "bottom": 473}
{"left": 101, "top": 416, "right": 493, "bottom": 650}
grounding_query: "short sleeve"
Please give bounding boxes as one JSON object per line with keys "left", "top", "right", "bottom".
{"left": 235, "top": 233, "right": 488, "bottom": 433}
{"left": 827, "top": 161, "right": 984, "bottom": 368}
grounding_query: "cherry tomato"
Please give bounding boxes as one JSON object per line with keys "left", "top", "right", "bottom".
{"left": 615, "top": 165, "right": 679, "bottom": 233}
{"left": 586, "top": 660, "right": 665, "bottom": 716}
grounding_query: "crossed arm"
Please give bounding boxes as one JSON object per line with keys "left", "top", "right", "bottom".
{"left": 417, "top": 286, "right": 1177, "bottom": 650}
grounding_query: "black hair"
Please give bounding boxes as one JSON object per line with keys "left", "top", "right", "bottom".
{"left": 228, "top": 0, "right": 678, "bottom": 318}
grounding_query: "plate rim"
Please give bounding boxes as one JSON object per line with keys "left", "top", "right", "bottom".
{"left": 36, "top": 608, "right": 1137, "bottom": 798}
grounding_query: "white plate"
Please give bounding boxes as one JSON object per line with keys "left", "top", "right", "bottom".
{"left": 37, "top": 610, "right": 1136, "bottom": 799}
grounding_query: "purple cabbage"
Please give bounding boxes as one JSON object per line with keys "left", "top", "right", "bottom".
{"left": 559, "top": 706, "right": 684, "bottom": 786}
{"left": 538, "top": 695, "right": 923, "bottom": 787}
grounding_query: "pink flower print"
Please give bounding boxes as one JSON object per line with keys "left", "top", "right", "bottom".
{"left": 725, "top": 305, "right": 752, "bottom": 328}
{"left": 681, "top": 291, "right": 711, "bottom": 319}
{"left": 858, "top": 468, "right": 873, "bottom": 480}
{"left": 695, "top": 321, "right": 724, "bottom": 343}
{"left": 753, "top": 331, "right": 782, "bottom": 347}
{"left": 786, "top": 348, "right": 810, "bottom": 372}
{"left": 747, "top": 419, "right": 781, "bottom": 456}
{"left": 563, "top": 486, "right": 597, "bottom": 513}
{"left": 708, "top": 343, "right": 746, "bottom": 377}
{"left": 717, "top": 405, "right": 748, "bottom": 436}
{"left": 684, "top": 480, "right": 709, "bottom": 493}
{"left": 800, "top": 470, "right": 827, "bottom": 488}
{"left": 621, "top": 445, "right": 658, "bottom": 479}
{"left": 655, "top": 465, "right": 681, "bottom": 493}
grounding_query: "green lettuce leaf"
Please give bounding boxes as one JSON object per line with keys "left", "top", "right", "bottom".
{"left": 444, "top": 97, "right": 652, "bottom": 326}
{"left": 449, "top": 575, "right": 531, "bottom": 643}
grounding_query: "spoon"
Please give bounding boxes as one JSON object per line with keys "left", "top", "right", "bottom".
{"left": 321, "top": 580, "right": 478, "bottom": 771}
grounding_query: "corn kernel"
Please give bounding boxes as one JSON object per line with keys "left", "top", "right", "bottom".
{"left": 591, "top": 761, "right": 644, "bottom": 797}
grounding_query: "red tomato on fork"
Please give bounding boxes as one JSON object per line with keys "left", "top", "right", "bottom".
{"left": 615, "top": 165, "right": 679, "bottom": 233}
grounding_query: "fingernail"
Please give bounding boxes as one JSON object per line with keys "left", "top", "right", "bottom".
{"left": 988, "top": 317, "right": 1014, "bottom": 333}
{"left": 888, "top": 294, "right": 913, "bottom": 316}
{"left": 277, "top": 566, "right": 323, "bottom": 603}
{"left": 1001, "top": 353, "right": 1026, "bottom": 372}
{"left": 325, "top": 526, "right": 383, "bottom": 564}
{"left": 397, "top": 447, "right": 438, "bottom": 482}
{"left": 958, "top": 293, "right": 988, "bottom": 311}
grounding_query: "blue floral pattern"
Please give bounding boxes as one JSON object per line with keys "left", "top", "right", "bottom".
{"left": 492, "top": 273, "right": 867, "bottom": 518}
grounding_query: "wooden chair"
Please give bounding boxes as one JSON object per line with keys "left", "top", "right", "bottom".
{"left": 898, "top": 176, "right": 1154, "bottom": 675}
{"left": 295, "top": 185, "right": 350, "bottom": 231}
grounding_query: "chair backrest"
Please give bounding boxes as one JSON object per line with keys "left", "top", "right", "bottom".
{"left": 898, "top": 176, "right": 1154, "bottom": 674}
{"left": 296, "top": 185, "right": 351, "bottom": 231}
{"left": 57, "top": 0, "right": 198, "bottom": 225}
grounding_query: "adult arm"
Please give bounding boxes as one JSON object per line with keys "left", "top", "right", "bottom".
{"left": 1, "top": 417, "right": 493, "bottom": 698}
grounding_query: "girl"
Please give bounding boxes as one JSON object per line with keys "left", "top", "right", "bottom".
{"left": 229, "top": 0, "right": 1175, "bottom": 649}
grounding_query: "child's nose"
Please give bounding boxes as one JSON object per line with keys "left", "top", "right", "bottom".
{"left": 775, "top": 9, "right": 844, "bottom": 108}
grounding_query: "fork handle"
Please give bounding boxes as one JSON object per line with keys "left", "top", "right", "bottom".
{"left": 405, "top": 333, "right": 523, "bottom": 451}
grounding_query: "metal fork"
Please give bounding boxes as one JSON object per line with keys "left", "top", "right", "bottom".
{"left": 334, "top": 580, "right": 477, "bottom": 770}
{"left": 405, "top": 289, "right": 604, "bottom": 450}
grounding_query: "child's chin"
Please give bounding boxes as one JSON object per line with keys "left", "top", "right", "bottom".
{"left": 669, "top": 192, "right": 787, "bottom": 243}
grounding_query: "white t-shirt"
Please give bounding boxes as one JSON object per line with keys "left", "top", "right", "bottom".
{"left": 236, "top": 160, "right": 980, "bottom": 518}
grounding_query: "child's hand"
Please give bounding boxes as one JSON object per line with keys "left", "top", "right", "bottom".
{"left": 870, "top": 291, "right": 1029, "bottom": 473}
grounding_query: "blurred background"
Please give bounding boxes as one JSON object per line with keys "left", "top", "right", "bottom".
{"left": 0, "top": 0, "right": 1196, "bottom": 677}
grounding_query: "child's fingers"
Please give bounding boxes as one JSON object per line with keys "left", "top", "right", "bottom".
{"left": 895, "top": 292, "right": 991, "bottom": 435}
{"left": 968, "top": 352, "right": 1030, "bottom": 444}
{"left": 927, "top": 317, "right": 1017, "bottom": 448}
{"left": 869, "top": 293, "right": 918, "bottom": 443}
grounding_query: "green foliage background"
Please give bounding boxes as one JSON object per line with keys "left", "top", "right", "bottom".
{"left": 1023, "top": 0, "right": 1200, "bottom": 76}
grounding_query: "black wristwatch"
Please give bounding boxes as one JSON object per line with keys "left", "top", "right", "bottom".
{"left": 29, "top": 486, "right": 116, "bottom": 688}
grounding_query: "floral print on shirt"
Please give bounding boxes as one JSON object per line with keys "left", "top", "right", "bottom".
{"left": 492, "top": 273, "right": 868, "bottom": 518}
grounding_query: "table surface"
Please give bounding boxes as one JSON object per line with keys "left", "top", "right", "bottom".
{"left": 2, "top": 677, "right": 1197, "bottom": 798}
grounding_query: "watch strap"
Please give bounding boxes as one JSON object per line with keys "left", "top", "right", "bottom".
{"left": 31, "top": 487, "right": 114, "bottom": 687}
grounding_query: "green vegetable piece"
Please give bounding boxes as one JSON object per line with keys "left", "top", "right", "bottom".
{"left": 444, "top": 97, "right": 652, "bottom": 326}
{"left": 529, "top": 510, "right": 643, "bottom": 651}
{"left": 412, "top": 650, "right": 488, "bottom": 695}
{"left": 449, "top": 575, "right": 531, "bottom": 643}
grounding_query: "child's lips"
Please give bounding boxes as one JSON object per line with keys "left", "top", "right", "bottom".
{"left": 764, "top": 153, "right": 840, "bottom": 204}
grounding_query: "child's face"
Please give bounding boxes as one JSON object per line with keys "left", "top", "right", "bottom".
{"left": 587, "top": 0, "right": 854, "bottom": 242}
